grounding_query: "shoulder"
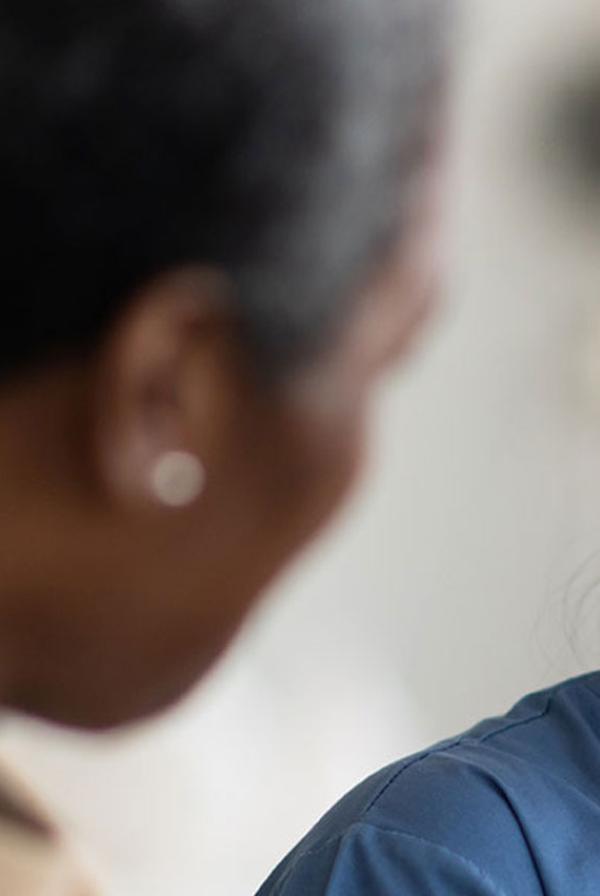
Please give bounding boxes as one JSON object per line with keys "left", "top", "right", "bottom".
{"left": 257, "top": 673, "right": 600, "bottom": 896}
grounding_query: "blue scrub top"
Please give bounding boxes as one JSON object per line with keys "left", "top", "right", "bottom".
{"left": 256, "top": 672, "right": 600, "bottom": 895}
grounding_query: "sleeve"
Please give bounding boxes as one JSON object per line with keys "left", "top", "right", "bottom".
{"left": 256, "top": 823, "right": 507, "bottom": 896}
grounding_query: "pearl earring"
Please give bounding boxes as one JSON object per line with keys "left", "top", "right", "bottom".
{"left": 151, "top": 450, "right": 205, "bottom": 508}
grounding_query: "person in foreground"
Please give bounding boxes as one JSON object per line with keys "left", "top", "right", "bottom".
{"left": 0, "top": 0, "right": 447, "bottom": 892}
{"left": 2, "top": 0, "right": 596, "bottom": 894}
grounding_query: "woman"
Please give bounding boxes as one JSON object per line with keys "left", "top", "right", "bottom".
{"left": 0, "top": 0, "right": 446, "bottom": 892}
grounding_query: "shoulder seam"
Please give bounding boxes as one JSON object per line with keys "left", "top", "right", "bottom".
{"left": 362, "top": 690, "right": 560, "bottom": 816}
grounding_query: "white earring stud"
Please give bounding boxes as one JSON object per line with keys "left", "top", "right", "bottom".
{"left": 151, "top": 450, "right": 205, "bottom": 508}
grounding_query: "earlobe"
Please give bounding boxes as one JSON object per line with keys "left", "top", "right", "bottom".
{"left": 150, "top": 450, "right": 206, "bottom": 508}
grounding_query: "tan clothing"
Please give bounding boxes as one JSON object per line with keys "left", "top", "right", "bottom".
{"left": 0, "top": 762, "right": 98, "bottom": 896}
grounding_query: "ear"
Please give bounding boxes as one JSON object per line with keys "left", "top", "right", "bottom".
{"left": 90, "top": 267, "right": 236, "bottom": 510}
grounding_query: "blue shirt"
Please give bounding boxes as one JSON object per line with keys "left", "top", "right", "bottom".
{"left": 256, "top": 672, "right": 600, "bottom": 895}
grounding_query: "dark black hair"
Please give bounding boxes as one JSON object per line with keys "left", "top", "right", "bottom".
{"left": 0, "top": 0, "right": 446, "bottom": 378}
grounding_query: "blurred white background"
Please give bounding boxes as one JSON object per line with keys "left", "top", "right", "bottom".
{"left": 5, "top": 1, "right": 600, "bottom": 893}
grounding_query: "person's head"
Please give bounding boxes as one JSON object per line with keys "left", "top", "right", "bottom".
{"left": 0, "top": 0, "right": 447, "bottom": 728}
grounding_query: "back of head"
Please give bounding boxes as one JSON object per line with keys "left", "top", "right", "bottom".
{"left": 0, "top": 0, "right": 446, "bottom": 378}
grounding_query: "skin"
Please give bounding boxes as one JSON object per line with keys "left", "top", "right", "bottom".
{"left": 0, "top": 197, "right": 438, "bottom": 731}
